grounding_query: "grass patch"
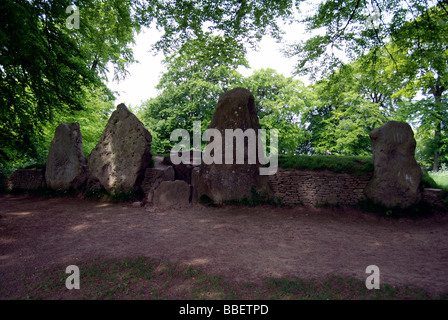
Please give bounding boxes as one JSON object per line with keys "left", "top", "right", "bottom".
{"left": 428, "top": 172, "right": 448, "bottom": 192}
{"left": 278, "top": 155, "right": 374, "bottom": 176}
{"left": 421, "top": 171, "right": 439, "bottom": 189}
{"left": 3, "top": 256, "right": 446, "bottom": 300}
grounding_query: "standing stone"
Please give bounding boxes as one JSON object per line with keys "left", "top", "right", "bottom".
{"left": 87, "top": 104, "right": 152, "bottom": 193}
{"left": 198, "top": 87, "right": 272, "bottom": 202}
{"left": 365, "top": 121, "right": 422, "bottom": 208}
{"left": 153, "top": 180, "right": 191, "bottom": 207}
{"left": 142, "top": 166, "right": 175, "bottom": 202}
{"left": 45, "top": 123, "right": 87, "bottom": 190}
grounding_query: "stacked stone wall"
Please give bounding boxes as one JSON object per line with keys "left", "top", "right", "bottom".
{"left": 268, "top": 168, "right": 372, "bottom": 206}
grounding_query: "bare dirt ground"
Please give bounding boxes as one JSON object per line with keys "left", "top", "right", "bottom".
{"left": 1, "top": 193, "right": 448, "bottom": 298}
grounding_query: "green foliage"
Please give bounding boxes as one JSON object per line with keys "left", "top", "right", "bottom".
{"left": 3, "top": 0, "right": 447, "bottom": 175}
{"left": 242, "top": 68, "right": 312, "bottom": 154}
{"left": 391, "top": 6, "right": 448, "bottom": 171}
{"left": 140, "top": 35, "right": 247, "bottom": 152}
{"left": 290, "top": 0, "right": 448, "bottom": 169}
{"left": 278, "top": 154, "right": 374, "bottom": 175}
{"left": 42, "top": 88, "right": 115, "bottom": 158}
{"left": 298, "top": 48, "right": 400, "bottom": 156}
{"left": 0, "top": 0, "right": 137, "bottom": 168}
{"left": 428, "top": 164, "right": 448, "bottom": 192}
{"left": 421, "top": 171, "right": 439, "bottom": 189}
{"left": 135, "top": 0, "right": 296, "bottom": 54}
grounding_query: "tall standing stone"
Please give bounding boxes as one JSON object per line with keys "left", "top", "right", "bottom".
{"left": 87, "top": 104, "right": 152, "bottom": 193}
{"left": 45, "top": 123, "right": 87, "bottom": 190}
{"left": 198, "top": 87, "right": 272, "bottom": 202}
{"left": 365, "top": 121, "right": 422, "bottom": 208}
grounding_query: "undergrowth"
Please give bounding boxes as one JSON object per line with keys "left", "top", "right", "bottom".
{"left": 278, "top": 154, "right": 374, "bottom": 176}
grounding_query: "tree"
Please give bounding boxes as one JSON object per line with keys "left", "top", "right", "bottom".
{"left": 391, "top": 6, "right": 448, "bottom": 171}
{"left": 140, "top": 35, "right": 247, "bottom": 152}
{"left": 289, "top": 0, "right": 447, "bottom": 167}
{"left": 299, "top": 47, "right": 401, "bottom": 156}
{"left": 135, "top": 0, "right": 297, "bottom": 54}
{"left": 288, "top": 0, "right": 447, "bottom": 79}
{"left": 1, "top": 0, "right": 301, "bottom": 168}
{"left": 242, "top": 68, "right": 312, "bottom": 154}
{"left": 0, "top": 0, "right": 138, "bottom": 168}
{"left": 42, "top": 88, "right": 116, "bottom": 159}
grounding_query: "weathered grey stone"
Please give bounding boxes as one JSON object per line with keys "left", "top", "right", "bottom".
{"left": 132, "top": 201, "right": 144, "bottom": 208}
{"left": 45, "top": 123, "right": 87, "bottom": 190}
{"left": 198, "top": 87, "right": 272, "bottom": 202}
{"left": 142, "top": 166, "right": 175, "bottom": 202}
{"left": 87, "top": 104, "right": 152, "bottom": 193}
{"left": 153, "top": 180, "right": 191, "bottom": 207}
{"left": 365, "top": 121, "right": 422, "bottom": 208}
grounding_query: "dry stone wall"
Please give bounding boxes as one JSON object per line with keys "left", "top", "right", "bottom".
{"left": 6, "top": 168, "right": 46, "bottom": 191}
{"left": 268, "top": 168, "right": 372, "bottom": 207}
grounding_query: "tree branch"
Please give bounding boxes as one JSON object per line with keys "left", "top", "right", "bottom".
{"left": 331, "top": 0, "right": 362, "bottom": 42}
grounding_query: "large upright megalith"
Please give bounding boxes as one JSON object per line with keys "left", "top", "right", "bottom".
{"left": 365, "top": 121, "right": 422, "bottom": 208}
{"left": 198, "top": 87, "right": 272, "bottom": 202}
{"left": 88, "top": 104, "right": 152, "bottom": 193}
{"left": 45, "top": 123, "right": 87, "bottom": 190}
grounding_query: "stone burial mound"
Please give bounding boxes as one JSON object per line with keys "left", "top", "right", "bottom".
{"left": 38, "top": 88, "right": 275, "bottom": 207}
{"left": 5, "top": 92, "right": 431, "bottom": 212}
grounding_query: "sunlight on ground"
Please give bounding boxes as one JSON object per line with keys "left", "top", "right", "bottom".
{"left": 429, "top": 173, "right": 448, "bottom": 191}
{"left": 185, "top": 258, "right": 210, "bottom": 266}
{"left": 10, "top": 211, "right": 32, "bottom": 216}
{"left": 95, "top": 203, "right": 112, "bottom": 208}
{"left": 71, "top": 223, "right": 91, "bottom": 232}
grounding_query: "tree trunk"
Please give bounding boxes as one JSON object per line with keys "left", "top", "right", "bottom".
{"left": 432, "top": 85, "right": 444, "bottom": 172}
{"left": 91, "top": 54, "right": 99, "bottom": 72}
{"left": 433, "top": 130, "right": 440, "bottom": 172}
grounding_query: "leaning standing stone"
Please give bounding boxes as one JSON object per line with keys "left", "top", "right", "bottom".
{"left": 87, "top": 104, "right": 152, "bottom": 193}
{"left": 45, "top": 123, "right": 87, "bottom": 191}
{"left": 365, "top": 121, "right": 422, "bottom": 208}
